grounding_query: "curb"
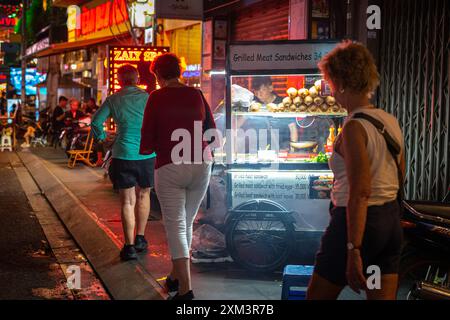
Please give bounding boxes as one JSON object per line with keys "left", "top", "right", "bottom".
{"left": 17, "top": 151, "right": 165, "bottom": 300}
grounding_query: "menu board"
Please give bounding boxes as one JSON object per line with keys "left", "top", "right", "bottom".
{"left": 229, "top": 170, "right": 333, "bottom": 231}
{"left": 108, "top": 46, "right": 169, "bottom": 94}
{"left": 229, "top": 42, "right": 337, "bottom": 72}
{"left": 230, "top": 171, "right": 333, "bottom": 203}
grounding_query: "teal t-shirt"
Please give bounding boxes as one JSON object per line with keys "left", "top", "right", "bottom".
{"left": 91, "top": 86, "right": 156, "bottom": 160}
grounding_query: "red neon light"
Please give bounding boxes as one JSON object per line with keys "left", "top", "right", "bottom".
{"left": 108, "top": 46, "right": 169, "bottom": 95}
{"left": 0, "top": 17, "right": 17, "bottom": 27}
{"left": 77, "top": 0, "right": 128, "bottom": 37}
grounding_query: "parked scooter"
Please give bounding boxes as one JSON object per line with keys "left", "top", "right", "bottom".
{"left": 399, "top": 188, "right": 450, "bottom": 300}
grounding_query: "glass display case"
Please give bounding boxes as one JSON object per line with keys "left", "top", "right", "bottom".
{"left": 229, "top": 73, "right": 346, "bottom": 167}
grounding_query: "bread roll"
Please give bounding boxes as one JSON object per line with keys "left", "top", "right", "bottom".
{"left": 298, "top": 104, "right": 308, "bottom": 112}
{"left": 320, "top": 103, "right": 329, "bottom": 112}
{"left": 326, "top": 96, "right": 336, "bottom": 105}
{"left": 308, "top": 105, "right": 318, "bottom": 112}
{"left": 304, "top": 96, "right": 313, "bottom": 106}
{"left": 331, "top": 105, "right": 341, "bottom": 113}
{"left": 283, "top": 97, "right": 293, "bottom": 108}
{"left": 314, "top": 96, "right": 324, "bottom": 106}
{"left": 298, "top": 88, "right": 309, "bottom": 98}
{"left": 250, "top": 102, "right": 261, "bottom": 112}
{"left": 267, "top": 103, "right": 277, "bottom": 112}
{"left": 309, "top": 86, "right": 318, "bottom": 98}
{"left": 293, "top": 96, "right": 302, "bottom": 107}
{"left": 287, "top": 87, "right": 298, "bottom": 99}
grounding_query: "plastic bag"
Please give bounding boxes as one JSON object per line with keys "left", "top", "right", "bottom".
{"left": 231, "top": 84, "right": 254, "bottom": 111}
{"left": 191, "top": 224, "right": 226, "bottom": 254}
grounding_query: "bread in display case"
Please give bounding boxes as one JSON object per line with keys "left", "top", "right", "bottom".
{"left": 229, "top": 73, "right": 347, "bottom": 165}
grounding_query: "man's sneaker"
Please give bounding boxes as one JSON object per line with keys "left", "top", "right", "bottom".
{"left": 167, "top": 290, "right": 194, "bottom": 300}
{"left": 134, "top": 235, "right": 148, "bottom": 253}
{"left": 120, "top": 245, "right": 138, "bottom": 261}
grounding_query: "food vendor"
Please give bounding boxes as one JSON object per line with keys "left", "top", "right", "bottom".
{"left": 252, "top": 76, "right": 283, "bottom": 108}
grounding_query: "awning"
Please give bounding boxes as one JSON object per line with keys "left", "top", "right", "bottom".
{"left": 34, "top": 34, "right": 132, "bottom": 58}
{"left": 37, "top": 77, "right": 91, "bottom": 89}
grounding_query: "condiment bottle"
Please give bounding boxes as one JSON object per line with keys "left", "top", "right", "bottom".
{"left": 326, "top": 125, "right": 336, "bottom": 156}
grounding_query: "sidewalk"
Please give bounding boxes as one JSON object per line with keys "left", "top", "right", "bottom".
{"left": 21, "top": 147, "right": 368, "bottom": 300}
{"left": 25, "top": 147, "right": 285, "bottom": 300}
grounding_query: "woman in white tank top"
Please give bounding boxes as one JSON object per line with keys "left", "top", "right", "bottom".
{"left": 307, "top": 41, "right": 406, "bottom": 300}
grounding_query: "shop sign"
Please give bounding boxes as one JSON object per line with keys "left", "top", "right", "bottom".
{"left": 182, "top": 64, "right": 201, "bottom": 78}
{"left": 0, "top": 17, "right": 17, "bottom": 27}
{"left": 108, "top": 45, "right": 169, "bottom": 94}
{"left": 229, "top": 42, "right": 338, "bottom": 72}
{"left": 230, "top": 170, "right": 333, "bottom": 230}
{"left": 25, "top": 38, "right": 50, "bottom": 57}
{"left": 155, "top": 0, "right": 203, "bottom": 20}
{"left": 67, "top": 0, "right": 129, "bottom": 42}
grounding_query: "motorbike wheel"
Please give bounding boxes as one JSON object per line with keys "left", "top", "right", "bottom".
{"left": 225, "top": 199, "right": 295, "bottom": 273}
{"left": 399, "top": 251, "right": 450, "bottom": 300}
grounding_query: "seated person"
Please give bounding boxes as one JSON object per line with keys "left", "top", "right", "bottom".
{"left": 63, "top": 98, "right": 85, "bottom": 128}
{"left": 85, "top": 98, "right": 99, "bottom": 115}
{"left": 21, "top": 122, "right": 39, "bottom": 148}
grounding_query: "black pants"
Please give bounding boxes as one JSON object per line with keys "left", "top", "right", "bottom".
{"left": 314, "top": 200, "right": 403, "bottom": 286}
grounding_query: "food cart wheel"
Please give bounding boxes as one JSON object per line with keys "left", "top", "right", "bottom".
{"left": 225, "top": 199, "right": 295, "bottom": 273}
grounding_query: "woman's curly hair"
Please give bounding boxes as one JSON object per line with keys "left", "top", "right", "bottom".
{"left": 318, "top": 40, "right": 380, "bottom": 96}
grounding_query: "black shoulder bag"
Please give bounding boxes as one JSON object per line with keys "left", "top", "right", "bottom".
{"left": 353, "top": 113, "right": 405, "bottom": 215}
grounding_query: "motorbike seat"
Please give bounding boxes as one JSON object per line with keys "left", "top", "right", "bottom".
{"left": 406, "top": 201, "right": 450, "bottom": 223}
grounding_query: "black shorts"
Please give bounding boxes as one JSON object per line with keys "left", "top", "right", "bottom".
{"left": 314, "top": 200, "right": 403, "bottom": 286}
{"left": 110, "top": 158, "right": 155, "bottom": 190}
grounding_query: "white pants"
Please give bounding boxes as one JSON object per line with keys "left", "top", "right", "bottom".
{"left": 155, "top": 162, "right": 212, "bottom": 259}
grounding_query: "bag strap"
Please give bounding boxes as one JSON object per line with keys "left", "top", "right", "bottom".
{"left": 198, "top": 89, "right": 213, "bottom": 133}
{"left": 353, "top": 112, "right": 404, "bottom": 199}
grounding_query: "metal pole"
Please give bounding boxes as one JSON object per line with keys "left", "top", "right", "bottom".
{"left": 20, "top": 0, "right": 27, "bottom": 110}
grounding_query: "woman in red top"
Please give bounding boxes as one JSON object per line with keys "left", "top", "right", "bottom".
{"left": 140, "top": 53, "right": 216, "bottom": 300}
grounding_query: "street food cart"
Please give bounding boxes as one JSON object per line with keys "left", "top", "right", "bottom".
{"left": 215, "top": 40, "right": 347, "bottom": 272}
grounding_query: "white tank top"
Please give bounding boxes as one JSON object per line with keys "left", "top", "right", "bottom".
{"left": 329, "top": 108, "right": 404, "bottom": 207}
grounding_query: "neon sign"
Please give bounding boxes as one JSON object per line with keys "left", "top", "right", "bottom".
{"left": 108, "top": 46, "right": 169, "bottom": 94}
{"left": 0, "top": 17, "right": 17, "bottom": 27}
{"left": 67, "top": 0, "right": 129, "bottom": 41}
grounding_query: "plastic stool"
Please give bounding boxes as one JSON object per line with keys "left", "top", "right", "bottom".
{"left": 281, "top": 265, "right": 314, "bottom": 300}
{"left": 1, "top": 134, "right": 12, "bottom": 152}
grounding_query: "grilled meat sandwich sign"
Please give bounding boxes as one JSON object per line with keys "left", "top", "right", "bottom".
{"left": 229, "top": 42, "right": 337, "bottom": 71}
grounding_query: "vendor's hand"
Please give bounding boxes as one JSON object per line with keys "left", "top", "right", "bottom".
{"left": 346, "top": 250, "right": 367, "bottom": 294}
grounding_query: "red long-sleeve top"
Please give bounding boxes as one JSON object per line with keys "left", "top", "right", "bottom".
{"left": 140, "top": 86, "right": 217, "bottom": 169}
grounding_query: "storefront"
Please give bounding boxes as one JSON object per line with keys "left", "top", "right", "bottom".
{"left": 153, "top": 1, "right": 203, "bottom": 88}
{"left": 33, "top": 0, "right": 134, "bottom": 109}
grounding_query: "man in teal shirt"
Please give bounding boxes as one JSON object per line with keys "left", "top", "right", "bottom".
{"left": 91, "top": 65, "right": 155, "bottom": 261}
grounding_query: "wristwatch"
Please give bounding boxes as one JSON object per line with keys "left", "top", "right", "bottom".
{"left": 347, "top": 242, "right": 361, "bottom": 251}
